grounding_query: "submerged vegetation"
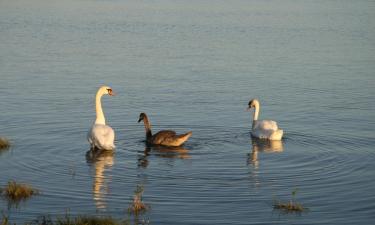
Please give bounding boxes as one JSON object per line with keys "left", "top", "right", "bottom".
{"left": 273, "top": 188, "right": 308, "bottom": 213}
{"left": 0, "top": 137, "right": 10, "bottom": 150}
{"left": 1, "top": 214, "right": 129, "bottom": 225}
{"left": 273, "top": 200, "right": 306, "bottom": 212}
{"left": 0, "top": 183, "right": 150, "bottom": 224}
{"left": 0, "top": 180, "right": 39, "bottom": 203}
{"left": 56, "top": 215, "right": 126, "bottom": 225}
{"left": 1, "top": 214, "right": 9, "bottom": 225}
{"left": 33, "top": 214, "right": 129, "bottom": 225}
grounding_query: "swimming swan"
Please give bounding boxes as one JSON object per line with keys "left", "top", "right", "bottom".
{"left": 247, "top": 99, "right": 283, "bottom": 140}
{"left": 138, "top": 112, "right": 192, "bottom": 147}
{"left": 87, "top": 86, "right": 116, "bottom": 150}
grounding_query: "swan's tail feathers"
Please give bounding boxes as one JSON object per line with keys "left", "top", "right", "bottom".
{"left": 90, "top": 143, "right": 115, "bottom": 151}
{"left": 176, "top": 131, "right": 192, "bottom": 145}
{"left": 98, "top": 141, "right": 116, "bottom": 151}
{"left": 270, "top": 130, "right": 283, "bottom": 141}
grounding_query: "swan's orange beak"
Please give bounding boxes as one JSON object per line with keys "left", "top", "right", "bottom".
{"left": 107, "top": 89, "right": 115, "bottom": 96}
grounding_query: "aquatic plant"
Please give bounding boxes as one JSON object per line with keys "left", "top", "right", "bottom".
{"left": 273, "top": 188, "right": 307, "bottom": 213}
{"left": 1, "top": 214, "right": 129, "bottom": 225}
{"left": 1, "top": 180, "right": 39, "bottom": 203}
{"left": 55, "top": 214, "right": 129, "bottom": 225}
{"left": 0, "top": 137, "right": 10, "bottom": 150}
{"left": 1, "top": 213, "right": 9, "bottom": 225}
{"left": 273, "top": 200, "right": 305, "bottom": 212}
{"left": 128, "top": 185, "right": 149, "bottom": 215}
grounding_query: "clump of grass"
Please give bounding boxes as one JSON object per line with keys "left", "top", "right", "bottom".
{"left": 128, "top": 185, "right": 149, "bottom": 215}
{"left": 273, "top": 200, "right": 305, "bottom": 212}
{"left": 55, "top": 214, "right": 128, "bottom": 225}
{"left": 1, "top": 180, "right": 39, "bottom": 203}
{"left": 0, "top": 137, "right": 10, "bottom": 150}
{"left": 1, "top": 213, "right": 9, "bottom": 225}
{"left": 273, "top": 188, "right": 307, "bottom": 213}
{"left": 12, "top": 214, "right": 129, "bottom": 225}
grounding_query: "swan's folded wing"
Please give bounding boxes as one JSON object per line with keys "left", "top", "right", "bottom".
{"left": 255, "top": 120, "right": 278, "bottom": 131}
{"left": 152, "top": 130, "right": 177, "bottom": 145}
{"left": 157, "top": 131, "right": 192, "bottom": 146}
{"left": 90, "top": 124, "right": 115, "bottom": 150}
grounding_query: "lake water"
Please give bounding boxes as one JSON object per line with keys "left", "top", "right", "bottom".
{"left": 1, "top": 0, "right": 375, "bottom": 224}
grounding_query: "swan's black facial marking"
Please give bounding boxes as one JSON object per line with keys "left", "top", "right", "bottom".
{"left": 107, "top": 88, "right": 114, "bottom": 96}
{"left": 248, "top": 100, "right": 254, "bottom": 107}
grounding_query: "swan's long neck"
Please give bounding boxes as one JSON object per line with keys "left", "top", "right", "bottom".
{"left": 252, "top": 101, "right": 260, "bottom": 129}
{"left": 142, "top": 115, "right": 153, "bottom": 141}
{"left": 95, "top": 92, "right": 106, "bottom": 125}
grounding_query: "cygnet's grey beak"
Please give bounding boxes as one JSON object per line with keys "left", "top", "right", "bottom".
{"left": 246, "top": 106, "right": 252, "bottom": 111}
{"left": 137, "top": 118, "right": 142, "bottom": 123}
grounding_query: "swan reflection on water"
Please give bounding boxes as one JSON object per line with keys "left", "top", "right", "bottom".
{"left": 138, "top": 145, "right": 191, "bottom": 168}
{"left": 248, "top": 138, "right": 284, "bottom": 187}
{"left": 86, "top": 149, "right": 114, "bottom": 210}
{"left": 248, "top": 138, "right": 284, "bottom": 168}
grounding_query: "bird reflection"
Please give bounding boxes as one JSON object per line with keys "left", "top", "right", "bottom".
{"left": 138, "top": 145, "right": 191, "bottom": 168}
{"left": 248, "top": 138, "right": 284, "bottom": 168}
{"left": 86, "top": 149, "right": 114, "bottom": 210}
{"left": 248, "top": 138, "right": 283, "bottom": 187}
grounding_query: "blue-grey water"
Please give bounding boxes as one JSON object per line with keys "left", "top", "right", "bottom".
{"left": 1, "top": 0, "right": 375, "bottom": 224}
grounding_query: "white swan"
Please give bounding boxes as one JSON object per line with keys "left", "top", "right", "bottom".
{"left": 87, "top": 86, "right": 116, "bottom": 150}
{"left": 247, "top": 99, "right": 283, "bottom": 141}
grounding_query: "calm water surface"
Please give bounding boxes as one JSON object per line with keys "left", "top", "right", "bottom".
{"left": 1, "top": 0, "right": 375, "bottom": 224}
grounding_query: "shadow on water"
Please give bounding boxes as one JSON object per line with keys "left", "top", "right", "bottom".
{"left": 138, "top": 144, "right": 191, "bottom": 168}
{"left": 86, "top": 149, "right": 114, "bottom": 211}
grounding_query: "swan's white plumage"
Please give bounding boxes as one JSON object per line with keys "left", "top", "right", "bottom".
{"left": 88, "top": 86, "right": 116, "bottom": 150}
{"left": 88, "top": 124, "right": 115, "bottom": 150}
{"left": 251, "top": 120, "right": 283, "bottom": 140}
{"left": 248, "top": 99, "right": 283, "bottom": 141}
{"left": 254, "top": 120, "right": 278, "bottom": 131}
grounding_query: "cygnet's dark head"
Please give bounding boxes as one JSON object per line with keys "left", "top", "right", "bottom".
{"left": 138, "top": 112, "right": 147, "bottom": 123}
